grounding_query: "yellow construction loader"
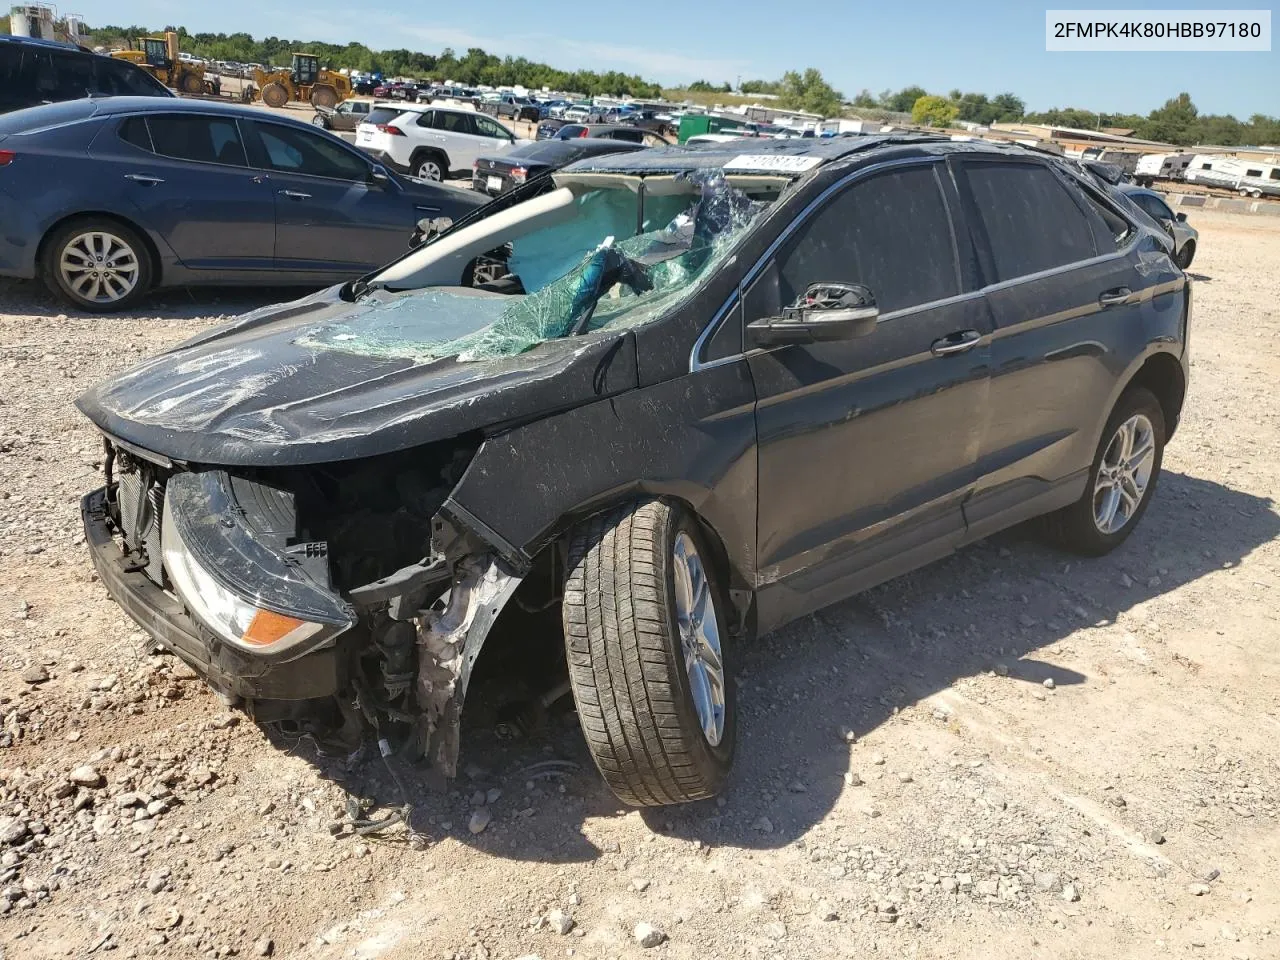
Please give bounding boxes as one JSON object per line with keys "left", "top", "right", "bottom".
{"left": 111, "top": 32, "right": 220, "bottom": 96}
{"left": 251, "top": 54, "right": 351, "bottom": 109}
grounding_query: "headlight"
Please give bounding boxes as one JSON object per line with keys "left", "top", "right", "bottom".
{"left": 161, "top": 489, "right": 346, "bottom": 657}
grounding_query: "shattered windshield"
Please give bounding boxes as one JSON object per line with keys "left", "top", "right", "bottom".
{"left": 298, "top": 172, "right": 771, "bottom": 363}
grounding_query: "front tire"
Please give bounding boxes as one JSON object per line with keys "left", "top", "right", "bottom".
{"left": 1041, "top": 387, "right": 1165, "bottom": 556}
{"left": 563, "top": 500, "right": 735, "bottom": 806}
{"left": 310, "top": 85, "right": 338, "bottom": 109}
{"left": 42, "top": 219, "right": 152, "bottom": 313}
{"left": 1175, "top": 240, "right": 1195, "bottom": 269}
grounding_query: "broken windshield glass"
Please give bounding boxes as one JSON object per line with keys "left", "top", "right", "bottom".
{"left": 298, "top": 173, "right": 770, "bottom": 364}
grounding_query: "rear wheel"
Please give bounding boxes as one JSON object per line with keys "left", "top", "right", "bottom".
{"left": 411, "top": 150, "right": 447, "bottom": 181}
{"left": 563, "top": 500, "right": 735, "bottom": 806}
{"left": 261, "top": 81, "right": 289, "bottom": 108}
{"left": 1041, "top": 387, "right": 1165, "bottom": 556}
{"left": 310, "top": 85, "right": 338, "bottom": 109}
{"left": 42, "top": 219, "right": 152, "bottom": 312}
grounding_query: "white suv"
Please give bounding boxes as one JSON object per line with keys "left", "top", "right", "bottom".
{"left": 355, "top": 104, "right": 527, "bottom": 181}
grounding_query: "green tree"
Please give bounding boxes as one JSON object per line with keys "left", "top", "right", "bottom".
{"left": 851, "top": 88, "right": 878, "bottom": 109}
{"left": 777, "top": 68, "right": 843, "bottom": 116}
{"left": 883, "top": 85, "right": 927, "bottom": 113}
{"left": 990, "top": 93, "right": 1025, "bottom": 121}
{"left": 741, "top": 78, "right": 781, "bottom": 95}
{"left": 1139, "top": 92, "right": 1199, "bottom": 145}
{"left": 911, "top": 94, "right": 957, "bottom": 127}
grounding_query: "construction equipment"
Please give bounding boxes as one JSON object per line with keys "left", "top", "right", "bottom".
{"left": 251, "top": 54, "right": 351, "bottom": 110}
{"left": 111, "top": 31, "right": 220, "bottom": 96}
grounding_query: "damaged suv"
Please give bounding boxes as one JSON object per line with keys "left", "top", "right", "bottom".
{"left": 78, "top": 137, "right": 1190, "bottom": 806}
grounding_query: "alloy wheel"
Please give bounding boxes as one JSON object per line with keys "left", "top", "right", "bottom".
{"left": 58, "top": 232, "right": 140, "bottom": 306}
{"left": 671, "top": 531, "right": 726, "bottom": 746}
{"left": 417, "top": 159, "right": 443, "bottom": 181}
{"left": 1093, "top": 413, "right": 1156, "bottom": 534}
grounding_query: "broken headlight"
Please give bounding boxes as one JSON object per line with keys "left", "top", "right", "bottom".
{"left": 160, "top": 472, "right": 356, "bottom": 658}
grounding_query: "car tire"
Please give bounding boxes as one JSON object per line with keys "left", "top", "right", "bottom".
{"left": 411, "top": 150, "right": 447, "bottom": 181}
{"left": 1041, "top": 387, "right": 1165, "bottom": 556}
{"left": 179, "top": 72, "right": 203, "bottom": 95}
{"left": 1175, "top": 240, "right": 1195, "bottom": 269}
{"left": 41, "top": 218, "right": 153, "bottom": 313}
{"left": 563, "top": 500, "right": 735, "bottom": 806}
{"left": 311, "top": 113, "right": 328, "bottom": 128}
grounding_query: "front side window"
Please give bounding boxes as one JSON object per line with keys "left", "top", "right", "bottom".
{"left": 146, "top": 114, "right": 247, "bottom": 166}
{"left": 959, "top": 160, "right": 1101, "bottom": 282}
{"left": 765, "top": 164, "right": 961, "bottom": 317}
{"left": 1133, "top": 193, "right": 1174, "bottom": 223}
{"left": 249, "top": 122, "right": 369, "bottom": 180}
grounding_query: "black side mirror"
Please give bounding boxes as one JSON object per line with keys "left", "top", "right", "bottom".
{"left": 746, "top": 282, "right": 879, "bottom": 348}
{"left": 1175, "top": 211, "right": 1188, "bottom": 222}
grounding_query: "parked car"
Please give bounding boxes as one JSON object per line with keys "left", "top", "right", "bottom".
{"left": 356, "top": 103, "right": 528, "bottom": 181}
{"left": 472, "top": 137, "right": 644, "bottom": 195}
{"left": 311, "top": 96, "right": 377, "bottom": 132}
{"left": 0, "top": 97, "right": 488, "bottom": 311}
{"left": 75, "top": 135, "right": 1188, "bottom": 807}
{"left": 1117, "top": 184, "right": 1198, "bottom": 268}
{"left": 550, "top": 123, "right": 667, "bottom": 145}
{"left": 0, "top": 34, "right": 172, "bottom": 114}
{"left": 562, "top": 103, "right": 601, "bottom": 124}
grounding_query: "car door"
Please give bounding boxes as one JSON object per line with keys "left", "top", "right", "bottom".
{"left": 949, "top": 156, "right": 1155, "bottom": 538}
{"left": 91, "top": 112, "right": 275, "bottom": 271}
{"left": 747, "top": 160, "right": 993, "bottom": 631}
{"left": 242, "top": 118, "right": 417, "bottom": 274}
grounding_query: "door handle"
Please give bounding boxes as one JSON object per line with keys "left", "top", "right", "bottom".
{"left": 124, "top": 174, "right": 165, "bottom": 185}
{"left": 1098, "top": 287, "right": 1132, "bottom": 307}
{"left": 278, "top": 189, "right": 312, "bottom": 200}
{"left": 930, "top": 329, "right": 981, "bottom": 357}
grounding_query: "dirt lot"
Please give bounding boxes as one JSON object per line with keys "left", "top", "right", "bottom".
{"left": 1, "top": 210, "right": 1278, "bottom": 960}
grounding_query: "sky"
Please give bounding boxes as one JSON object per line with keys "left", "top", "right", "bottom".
{"left": 77, "top": 0, "right": 1278, "bottom": 117}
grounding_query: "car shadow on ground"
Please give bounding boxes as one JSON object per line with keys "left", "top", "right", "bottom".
{"left": 271, "top": 470, "right": 1276, "bottom": 865}
{"left": 0, "top": 277, "right": 317, "bottom": 321}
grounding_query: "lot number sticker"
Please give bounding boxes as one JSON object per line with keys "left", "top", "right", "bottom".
{"left": 723, "top": 154, "right": 823, "bottom": 173}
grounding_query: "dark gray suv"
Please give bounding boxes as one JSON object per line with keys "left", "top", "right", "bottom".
{"left": 77, "top": 136, "right": 1190, "bottom": 807}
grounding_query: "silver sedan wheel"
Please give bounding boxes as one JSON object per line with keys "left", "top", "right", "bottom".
{"left": 1093, "top": 413, "right": 1156, "bottom": 534}
{"left": 671, "top": 531, "right": 726, "bottom": 746}
{"left": 59, "top": 231, "right": 140, "bottom": 305}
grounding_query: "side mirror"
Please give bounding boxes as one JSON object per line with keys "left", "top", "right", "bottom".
{"left": 1175, "top": 211, "right": 1188, "bottom": 222}
{"left": 746, "top": 282, "right": 879, "bottom": 348}
{"left": 370, "top": 165, "right": 391, "bottom": 185}
{"left": 409, "top": 216, "right": 453, "bottom": 248}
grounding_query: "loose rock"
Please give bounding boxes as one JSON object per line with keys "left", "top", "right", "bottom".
{"left": 634, "top": 922, "right": 667, "bottom": 948}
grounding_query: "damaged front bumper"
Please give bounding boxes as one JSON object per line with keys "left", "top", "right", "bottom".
{"left": 82, "top": 488, "right": 347, "bottom": 701}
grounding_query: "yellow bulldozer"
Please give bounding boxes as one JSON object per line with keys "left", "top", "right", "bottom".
{"left": 251, "top": 54, "right": 351, "bottom": 109}
{"left": 111, "top": 32, "right": 220, "bottom": 97}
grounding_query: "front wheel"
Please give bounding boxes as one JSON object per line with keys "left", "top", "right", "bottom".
{"left": 563, "top": 500, "right": 735, "bottom": 806}
{"left": 1041, "top": 387, "right": 1165, "bottom": 555}
{"left": 1175, "top": 241, "right": 1195, "bottom": 269}
{"left": 42, "top": 219, "right": 152, "bottom": 312}
{"left": 311, "top": 113, "right": 329, "bottom": 128}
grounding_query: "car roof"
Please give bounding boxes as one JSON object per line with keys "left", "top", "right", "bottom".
{"left": 38, "top": 96, "right": 352, "bottom": 136}
{"left": 558, "top": 134, "right": 1075, "bottom": 179}
{"left": 0, "top": 34, "right": 86, "bottom": 52}
{"left": 1116, "top": 183, "right": 1164, "bottom": 200}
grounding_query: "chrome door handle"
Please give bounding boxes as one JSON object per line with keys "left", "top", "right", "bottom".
{"left": 1098, "top": 287, "right": 1132, "bottom": 307}
{"left": 278, "top": 189, "right": 312, "bottom": 200}
{"left": 931, "top": 329, "right": 981, "bottom": 356}
{"left": 124, "top": 174, "right": 165, "bottom": 184}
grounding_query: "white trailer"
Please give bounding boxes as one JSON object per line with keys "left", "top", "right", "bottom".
{"left": 1133, "top": 152, "right": 1193, "bottom": 187}
{"left": 1184, "top": 155, "right": 1280, "bottom": 197}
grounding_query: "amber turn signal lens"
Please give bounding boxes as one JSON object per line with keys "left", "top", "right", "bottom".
{"left": 242, "top": 609, "right": 310, "bottom": 647}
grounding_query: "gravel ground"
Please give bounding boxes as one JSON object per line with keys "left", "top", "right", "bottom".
{"left": 1, "top": 210, "right": 1278, "bottom": 960}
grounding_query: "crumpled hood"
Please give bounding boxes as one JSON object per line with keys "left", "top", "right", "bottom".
{"left": 76, "top": 287, "right": 638, "bottom": 467}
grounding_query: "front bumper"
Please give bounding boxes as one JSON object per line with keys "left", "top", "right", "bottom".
{"left": 82, "top": 488, "right": 344, "bottom": 701}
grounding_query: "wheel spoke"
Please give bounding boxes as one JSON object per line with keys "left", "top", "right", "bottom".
{"left": 70, "top": 272, "right": 94, "bottom": 295}
{"left": 1096, "top": 484, "right": 1121, "bottom": 532}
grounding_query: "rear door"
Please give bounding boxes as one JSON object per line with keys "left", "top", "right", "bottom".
{"left": 950, "top": 156, "right": 1153, "bottom": 537}
{"left": 748, "top": 160, "right": 993, "bottom": 630}
{"left": 242, "top": 118, "right": 415, "bottom": 273}
{"left": 93, "top": 112, "right": 275, "bottom": 270}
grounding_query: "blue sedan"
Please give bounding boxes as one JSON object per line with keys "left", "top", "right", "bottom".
{"left": 0, "top": 97, "right": 488, "bottom": 311}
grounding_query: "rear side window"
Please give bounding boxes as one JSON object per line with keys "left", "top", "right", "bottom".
{"left": 433, "top": 111, "right": 476, "bottom": 134}
{"left": 605, "top": 128, "right": 644, "bottom": 143}
{"left": 48, "top": 51, "right": 95, "bottom": 102}
{"left": 94, "top": 58, "right": 169, "bottom": 97}
{"left": 959, "top": 160, "right": 1100, "bottom": 282}
{"left": 771, "top": 164, "right": 960, "bottom": 315}
{"left": 118, "top": 116, "right": 153, "bottom": 151}
{"left": 147, "top": 114, "right": 247, "bottom": 166}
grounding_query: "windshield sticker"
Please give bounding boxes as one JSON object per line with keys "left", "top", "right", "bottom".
{"left": 723, "top": 154, "right": 822, "bottom": 173}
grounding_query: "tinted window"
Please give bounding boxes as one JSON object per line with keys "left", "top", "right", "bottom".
{"left": 49, "top": 51, "right": 95, "bottom": 101}
{"left": 771, "top": 164, "right": 960, "bottom": 315}
{"left": 95, "top": 58, "right": 169, "bottom": 96}
{"left": 0, "top": 46, "right": 42, "bottom": 111}
{"left": 960, "top": 161, "right": 1099, "bottom": 282}
{"left": 250, "top": 122, "right": 369, "bottom": 180}
{"left": 433, "top": 110, "right": 476, "bottom": 135}
{"left": 604, "top": 128, "right": 644, "bottom": 143}
{"left": 118, "top": 116, "right": 153, "bottom": 151}
{"left": 365, "top": 107, "right": 403, "bottom": 126}
{"left": 1246, "top": 168, "right": 1263, "bottom": 177}
{"left": 147, "top": 114, "right": 247, "bottom": 166}
{"left": 1132, "top": 193, "right": 1174, "bottom": 223}
{"left": 474, "top": 114, "right": 510, "bottom": 139}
